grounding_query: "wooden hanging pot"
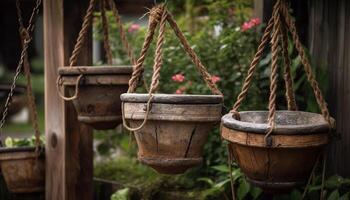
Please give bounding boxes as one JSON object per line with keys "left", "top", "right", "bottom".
{"left": 222, "top": 111, "right": 330, "bottom": 191}
{"left": 121, "top": 5, "right": 223, "bottom": 174}
{"left": 58, "top": 66, "right": 132, "bottom": 130}
{"left": 57, "top": 0, "right": 136, "bottom": 130}
{"left": 0, "top": 147, "right": 45, "bottom": 193}
{"left": 122, "top": 94, "right": 222, "bottom": 174}
{"left": 221, "top": 0, "right": 335, "bottom": 193}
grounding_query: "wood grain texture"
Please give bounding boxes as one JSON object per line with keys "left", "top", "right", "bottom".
{"left": 44, "top": 0, "right": 93, "bottom": 199}
{"left": 308, "top": 0, "right": 350, "bottom": 178}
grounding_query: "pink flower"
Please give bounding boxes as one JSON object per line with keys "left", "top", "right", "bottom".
{"left": 128, "top": 23, "right": 140, "bottom": 33}
{"left": 175, "top": 89, "right": 183, "bottom": 94}
{"left": 241, "top": 21, "right": 253, "bottom": 31}
{"left": 175, "top": 86, "right": 186, "bottom": 94}
{"left": 172, "top": 74, "right": 185, "bottom": 83}
{"left": 241, "top": 17, "right": 261, "bottom": 32}
{"left": 211, "top": 75, "right": 221, "bottom": 84}
{"left": 250, "top": 18, "right": 261, "bottom": 26}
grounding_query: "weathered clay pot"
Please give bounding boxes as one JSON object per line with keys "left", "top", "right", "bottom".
{"left": 221, "top": 111, "right": 331, "bottom": 192}
{"left": 121, "top": 94, "right": 223, "bottom": 174}
{"left": 0, "top": 84, "right": 26, "bottom": 117}
{"left": 58, "top": 66, "right": 132, "bottom": 130}
{"left": 0, "top": 147, "right": 45, "bottom": 193}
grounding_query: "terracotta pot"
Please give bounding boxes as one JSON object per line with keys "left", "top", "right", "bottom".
{"left": 58, "top": 66, "right": 132, "bottom": 130}
{"left": 221, "top": 111, "right": 331, "bottom": 192}
{"left": 0, "top": 147, "right": 45, "bottom": 193}
{"left": 121, "top": 94, "right": 223, "bottom": 174}
{"left": 0, "top": 84, "right": 26, "bottom": 117}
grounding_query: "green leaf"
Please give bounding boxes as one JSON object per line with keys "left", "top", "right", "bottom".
{"left": 110, "top": 188, "right": 130, "bottom": 200}
{"left": 197, "top": 177, "right": 215, "bottom": 186}
{"left": 5, "top": 137, "right": 13, "bottom": 147}
{"left": 232, "top": 168, "right": 243, "bottom": 180}
{"left": 214, "top": 179, "right": 230, "bottom": 189}
{"left": 325, "top": 175, "right": 342, "bottom": 189}
{"left": 211, "top": 165, "right": 229, "bottom": 173}
{"left": 250, "top": 187, "right": 262, "bottom": 200}
{"left": 237, "top": 179, "right": 250, "bottom": 200}
{"left": 327, "top": 190, "right": 339, "bottom": 200}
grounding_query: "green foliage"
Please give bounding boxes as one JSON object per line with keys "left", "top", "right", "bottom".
{"left": 198, "top": 164, "right": 262, "bottom": 200}
{"left": 4, "top": 135, "right": 45, "bottom": 147}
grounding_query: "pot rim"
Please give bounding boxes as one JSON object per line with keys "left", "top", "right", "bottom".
{"left": 0, "top": 146, "right": 44, "bottom": 153}
{"left": 222, "top": 110, "right": 334, "bottom": 135}
{"left": 58, "top": 65, "right": 133, "bottom": 75}
{"left": 120, "top": 93, "right": 223, "bottom": 104}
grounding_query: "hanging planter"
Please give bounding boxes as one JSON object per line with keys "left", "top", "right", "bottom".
{"left": 0, "top": 0, "right": 45, "bottom": 194}
{"left": 58, "top": 66, "right": 132, "bottom": 130}
{"left": 221, "top": 0, "right": 335, "bottom": 192}
{"left": 122, "top": 94, "right": 222, "bottom": 174}
{"left": 222, "top": 111, "right": 329, "bottom": 191}
{"left": 0, "top": 147, "right": 45, "bottom": 193}
{"left": 121, "top": 5, "right": 223, "bottom": 174}
{"left": 57, "top": 0, "right": 134, "bottom": 130}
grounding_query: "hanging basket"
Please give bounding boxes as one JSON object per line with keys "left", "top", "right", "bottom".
{"left": 221, "top": 0, "right": 335, "bottom": 194}
{"left": 0, "top": 147, "right": 45, "bottom": 193}
{"left": 222, "top": 111, "right": 330, "bottom": 191}
{"left": 121, "top": 5, "right": 223, "bottom": 174}
{"left": 58, "top": 66, "right": 132, "bottom": 130}
{"left": 122, "top": 94, "right": 222, "bottom": 174}
{"left": 57, "top": 0, "right": 137, "bottom": 130}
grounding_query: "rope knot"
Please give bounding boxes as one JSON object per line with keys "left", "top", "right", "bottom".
{"left": 20, "top": 27, "right": 31, "bottom": 43}
{"left": 149, "top": 5, "right": 165, "bottom": 25}
{"left": 230, "top": 110, "right": 241, "bottom": 120}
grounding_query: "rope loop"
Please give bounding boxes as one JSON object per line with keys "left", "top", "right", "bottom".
{"left": 56, "top": 74, "right": 84, "bottom": 101}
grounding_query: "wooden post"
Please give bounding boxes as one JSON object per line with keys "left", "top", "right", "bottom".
{"left": 44, "top": 0, "right": 93, "bottom": 199}
{"left": 308, "top": 0, "right": 350, "bottom": 178}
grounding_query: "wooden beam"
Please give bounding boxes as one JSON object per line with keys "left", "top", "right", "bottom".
{"left": 44, "top": 0, "right": 93, "bottom": 199}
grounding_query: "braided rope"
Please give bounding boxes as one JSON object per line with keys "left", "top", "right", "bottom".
{"left": 107, "top": 0, "right": 136, "bottom": 65}
{"left": 280, "top": 20, "right": 297, "bottom": 111}
{"left": 230, "top": 17, "right": 274, "bottom": 116}
{"left": 166, "top": 12, "right": 222, "bottom": 96}
{"left": 280, "top": 2, "right": 333, "bottom": 128}
{"left": 149, "top": 7, "right": 167, "bottom": 94}
{"left": 101, "top": 0, "right": 113, "bottom": 65}
{"left": 127, "top": 5, "right": 163, "bottom": 93}
{"left": 265, "top": 0, "right": 282, "bottom": 141}
{"left": 69, "top": 0, "right": 96, "bottom": 67}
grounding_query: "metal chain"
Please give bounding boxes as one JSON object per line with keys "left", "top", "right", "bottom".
{"left": 0, "top": 0, "right": 42, "bottom": 146}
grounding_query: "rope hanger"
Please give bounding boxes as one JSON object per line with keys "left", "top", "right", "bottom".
{"left": 56, "top": 0, "right": 136, "bottom": 101}
{"left": 122, "top": 4, "right": 223, "bottom": 132}
{"left": 229, "top": 0, "right": 334, "bottom": 144}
